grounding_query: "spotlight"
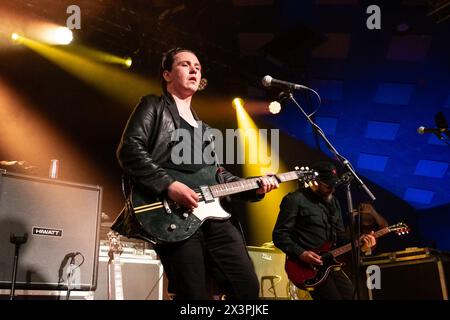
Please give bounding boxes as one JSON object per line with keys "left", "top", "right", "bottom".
{"left": 53, "top": 27, "right": 73, "bottom": 45}
{"left": 124, "top": 57, "right": 132, "bottom": 68}
{"left": 232, "top": 97, "right": 244, "bottom": 109}
{"left": 11, "top": 33, "right": 23, "bottom": 43}
{"left": 268, "top": 101, "right": 281, "bottom": 114}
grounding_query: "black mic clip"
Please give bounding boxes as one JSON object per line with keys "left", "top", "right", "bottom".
{"left": 336, "top": 172, "right": 354, "bottom": 187}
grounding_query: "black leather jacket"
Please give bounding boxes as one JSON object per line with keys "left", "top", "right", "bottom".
{"left": 112, "top": 93, "right": 262, "bottom": 239}
{"left": 116, "top": 92, "right": 243, "bottom": 195}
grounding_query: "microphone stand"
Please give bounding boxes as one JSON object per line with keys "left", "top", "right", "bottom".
{"left": 286, "top": 91, "right": 376, "bottom": 300}
{"left": 9, "top": 233, "right": 28, "bottom": 300}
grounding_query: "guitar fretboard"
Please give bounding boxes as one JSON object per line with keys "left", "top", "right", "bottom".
{"left": 330, "top": 227, "right": 391, "bottom": 258}
{"left": 209, "top": 171, "right": 302, "bottom": 198}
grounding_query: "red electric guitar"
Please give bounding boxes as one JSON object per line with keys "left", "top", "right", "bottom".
{"left": 285, "top": 222, "right": 410, "bottom": 289}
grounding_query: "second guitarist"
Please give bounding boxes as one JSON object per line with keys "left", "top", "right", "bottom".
{"left": 112, "top": 48, "right": 278, "bottom": 300}
{"left": 272, "top": 161, "right": 376, "bottom": 300}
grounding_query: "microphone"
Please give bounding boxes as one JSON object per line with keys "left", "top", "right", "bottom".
{"left": 417, "top": 126, "right": 449, "bottom": 139}
{"left": 262, "top": 75, "right": 308, "bottom": 91}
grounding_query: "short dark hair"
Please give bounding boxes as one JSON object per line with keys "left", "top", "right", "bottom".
{"left": 160, "top": 47, "right": 196, "bottom": 92}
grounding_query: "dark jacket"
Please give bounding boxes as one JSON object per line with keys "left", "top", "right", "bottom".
{"left": 272, "top": 189, "right": 349, "bottom": 258}
{"left": 116, "top": 93, "right": 242, "bottom": 195}
{"left": 112, "top": 93, "right": 261, "bottom": 239}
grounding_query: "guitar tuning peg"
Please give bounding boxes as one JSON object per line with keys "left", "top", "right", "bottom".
{"left": 305, "top": 166, "right": 309, "bottom": 170}
{"left": 300, "top": 166, "right": 305, "bottom": 171}
{"left": 294, "top": 166, "right": 299, "bottom": 170}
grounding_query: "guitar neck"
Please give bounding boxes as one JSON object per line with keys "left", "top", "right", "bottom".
{"left": 329, "top": 227, "right": 391, "bottom": 258}
{"left": 209, "top": 171, "right": 300, "bottom": 198}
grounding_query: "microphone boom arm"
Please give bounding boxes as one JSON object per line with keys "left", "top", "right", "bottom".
{"left": 286, "top": 92, "right": 376, "bottom": 201}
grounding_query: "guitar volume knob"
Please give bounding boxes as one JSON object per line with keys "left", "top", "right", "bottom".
{"left": 169, "top": 224, "right": 177, "bottom": 231}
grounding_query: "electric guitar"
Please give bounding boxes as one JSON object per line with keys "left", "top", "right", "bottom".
{"left": 130, "top": 167, "right": 317, "bottom": 244}
{"left": 285, "top": 222, "right": 410, "bottom": 289}
{"left": 107, "top": 231, "right": 124, "bottom": 300}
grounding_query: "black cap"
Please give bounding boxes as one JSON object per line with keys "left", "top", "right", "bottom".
{"left": 312, "top": 161, "right": 339, "bottom": 186}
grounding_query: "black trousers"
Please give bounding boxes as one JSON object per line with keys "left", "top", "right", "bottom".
{"left": 154, "top": 219, "right": 259, "bottom": 300}
{"left": 309, "top": 269, "right": 355, "bottom": 300}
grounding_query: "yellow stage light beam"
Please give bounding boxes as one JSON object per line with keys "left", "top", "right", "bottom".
{"left": 19, "top": 36, "right": 158, "bottom": 106}
{"left": 234, "top": 98, "right": 297, "bottom": 246}
{"left": 60, "top": 44, "right": 134, "bottom": 67}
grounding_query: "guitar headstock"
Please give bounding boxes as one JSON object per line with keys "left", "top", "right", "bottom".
{"left": 294, "top": 166, "right": 319, "bottom": 189}
{"left": 388, "top": 222, "right": 410, "bottom": 236}
{"left": 107, "top": 230, "right": 123, "bottom": 256}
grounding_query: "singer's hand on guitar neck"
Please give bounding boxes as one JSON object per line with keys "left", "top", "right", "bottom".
{"left": 300, "top": 251, "right": 323, "bottom": 266}
{"left": 167, "top": 181, "right": 199, "bottom": 209}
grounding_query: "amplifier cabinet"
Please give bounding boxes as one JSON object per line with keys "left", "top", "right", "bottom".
{"left": 0, "top": 244, "right": 163, "bottom": 300}
{"left": 247, "top": 246, "right": 290, "bottom": 299}
{"left": 361, "top": 247, "right": 450, "bottom": 300}
{"left": 0, "top": 172, "right": 102, "bottom": 291}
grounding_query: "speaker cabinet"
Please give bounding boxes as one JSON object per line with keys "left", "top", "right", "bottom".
{"left": 247, "top": 246, "right": 290, "bottom": 299}
{"left": 0, "top": 172, "right": 102, "bottom": 291}
{"left": 361, "top": 247, "right": 450, "bottom": 300}
{"left": 94, "top": 244, "right": 164, "bottom": 300}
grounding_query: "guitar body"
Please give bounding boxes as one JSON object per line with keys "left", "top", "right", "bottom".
{"left": 285, "top": 242, "right": 344, "bottom": 289}
{"left": 132, "top": 187, "right": 231, "bottom": 244}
